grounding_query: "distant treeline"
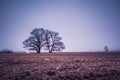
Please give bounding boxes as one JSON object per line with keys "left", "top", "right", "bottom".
{"left": 0, "top": 49, "right": 27, "bottom": 53}
{"left": 0, "top": 49, "right": 14, "bottom": 53}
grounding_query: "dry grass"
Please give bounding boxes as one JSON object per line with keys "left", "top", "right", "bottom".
{"left": 0, "top": 52, "right": 120, "bottom": 80}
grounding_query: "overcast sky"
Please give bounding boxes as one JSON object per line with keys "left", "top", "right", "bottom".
{"left": 0, "top": 0, "right": 120, "bottom": 52}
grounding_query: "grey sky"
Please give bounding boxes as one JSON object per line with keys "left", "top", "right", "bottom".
{"left": 0, "top": 0, "right": 120, "bottom": 52}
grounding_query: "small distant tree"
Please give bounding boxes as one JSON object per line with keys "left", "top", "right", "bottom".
{"left": 44, "top": 30, "right": 65, "bottom": 53}
{"left": 104, "top": 45, "right": 109, "bottom": 52}
{"left": 23, "top": 28, "right": 45, "bottom": 53}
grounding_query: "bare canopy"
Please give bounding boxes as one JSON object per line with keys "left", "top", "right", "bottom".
{"left": 23, "top": 28, "right": 45, "bottom": 53}
{"left": 44, "top": 30, "right": 65, "bottom": 53}
{"left": 23, "top": 28, "right": 65, "bottom": 53}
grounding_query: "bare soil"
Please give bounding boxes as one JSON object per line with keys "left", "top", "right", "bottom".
{"left": 0, "top": 52, "right": 120, "bottom": 80}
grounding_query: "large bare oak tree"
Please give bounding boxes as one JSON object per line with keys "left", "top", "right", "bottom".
{"left": 44, "top": 30, "right": 65, "bottom": 53}
{"left": 23, "top": 28, "right": 45, "bottom": 53}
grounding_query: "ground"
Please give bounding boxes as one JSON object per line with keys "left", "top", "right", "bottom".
{"left": 0, "top": 52, "right": 120, "bottom": 80}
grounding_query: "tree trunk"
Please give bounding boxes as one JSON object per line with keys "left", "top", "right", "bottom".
{"left": 49, "top": 45, "right": 53, "bottom": 53}
{"left": 49, "top": 50, "right": 52, "bottom": 53}
{"left": 37, "top": 48, "right": 41, "bottom": 53}
{"left": 37, "top": 51, "right": 40, "bottom": 53}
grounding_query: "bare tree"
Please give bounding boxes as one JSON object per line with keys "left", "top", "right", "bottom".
{"left": 23, "top": 28, "right": 45, "bottom": 53}
{"left": 104, "top": 45, "right": 109, "bottom": 52}
{"left": 44, "top": 30, "right": 65, "bottom": 53}
{"left": 23, "top": 28, "right": 65, "bottom": 53}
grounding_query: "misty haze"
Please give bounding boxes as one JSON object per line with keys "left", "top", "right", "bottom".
{"left": 0, "top": 0, "right": 120, "bottom": 80}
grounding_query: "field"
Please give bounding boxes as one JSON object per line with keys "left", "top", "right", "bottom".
{"left": 0, "top": 52, "right": 120, "bottom": 80}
